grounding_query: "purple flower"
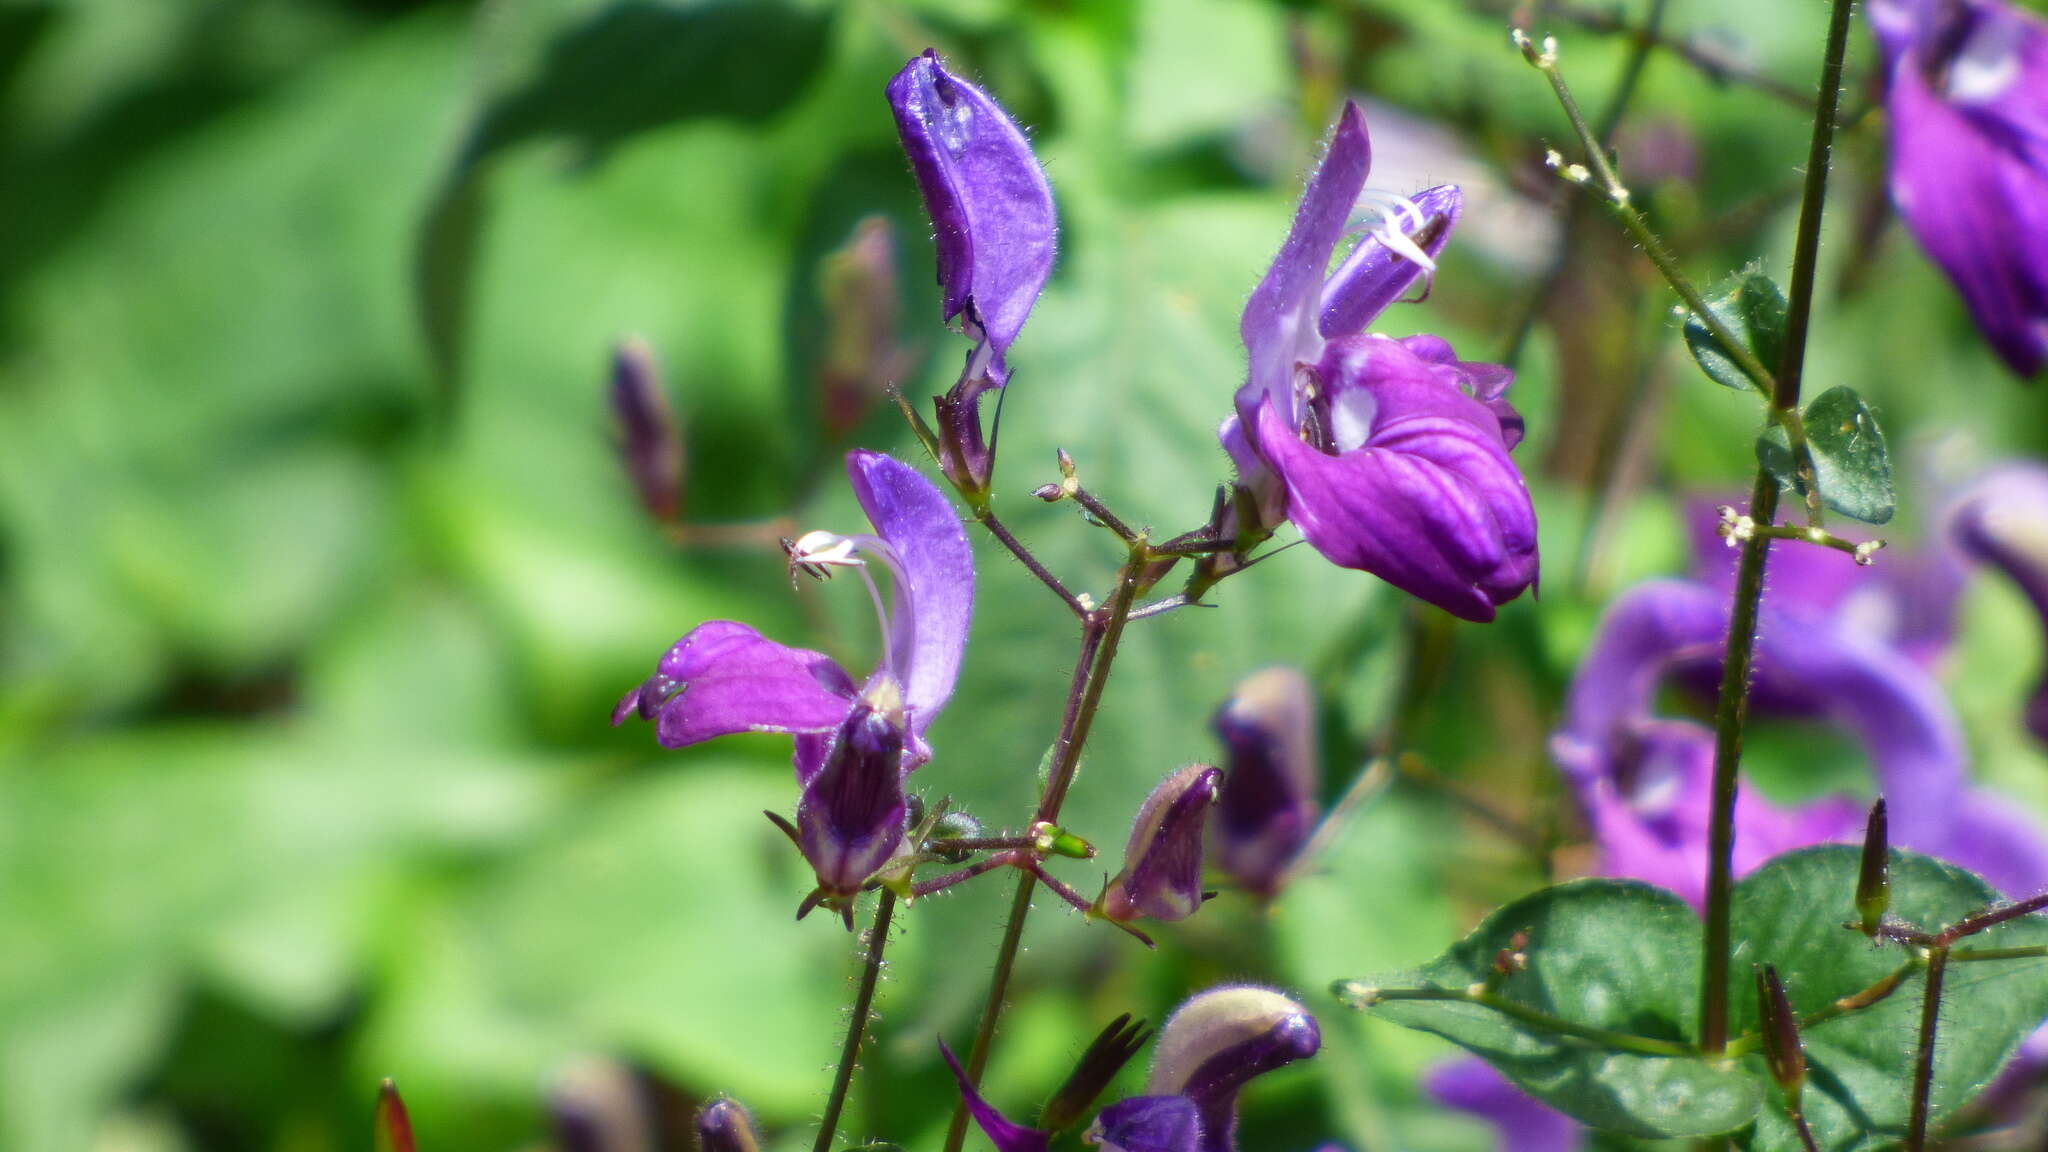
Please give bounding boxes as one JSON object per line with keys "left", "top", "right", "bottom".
{"left": 1871, "top": 0, "right": 2048, "bottom": 378}
{"left": 887, "top": 49, "right": 1057, "bottom": 383}
{"left": 1948, "top": 464, "right": 2048, "bottom": 741}
{"left": 1228, "top": 103, "right": 1536, "bottom": 622}
{"left": 613, "top": 451, "right": 973, "bottom": 905}
{"left": 1100, "top": 765, "right": 1223, "bottom": 924}
{"left": 942, "top": 987, "right": 1319, "bottom": 1152}
{"left": 1211, "top": 667, "right": 1321, "bottom": 898}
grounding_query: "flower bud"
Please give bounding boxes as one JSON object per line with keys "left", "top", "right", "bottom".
{"left": 1144, "top": 986, "right": 1321, "bottom": 1150}
{"left": 1041, "top": 1014, "right": 1152, "bottom": 1134}
{"left": 796, "top": 705, "right": 909, "bottom": 903}
{"left": 1857, "top": 798, "right": 1890, "bottom": 937}
{"left": 696, "top": 1097, "right": 763, "bottom": 1152}
{"left": 1099, "top": 766, "right": 1222, "bottom": 923}
{"left": 607, "top": 338, "right": 683, "bottom": 524}
{"left": 1754, "top": 965, "right": 1806, "bottom": 1104}
{"left": 932, "top": 372, "right": 997, "bottom": 504}
{"left": 374, "top": 1079, "right": 415, "bottom": 1152}
{"left": 1211, "top": 667, "right": 1321, "bottom": 898}
{"left": 1085, "top": 1095, "right": 1202, "bottom": 1152}
{"left": 819, "top": 217, "right": 909, "bottom": 439}
{"left": 547, "top": 1059, "right": 653, "bottom": 1152}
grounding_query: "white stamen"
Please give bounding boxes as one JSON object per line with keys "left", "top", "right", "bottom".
{"left": 1349, "top": 188, "right": 1439, "bottom": 274}
{"left": 786, "top": 529, "right": 907, "bottom": 677}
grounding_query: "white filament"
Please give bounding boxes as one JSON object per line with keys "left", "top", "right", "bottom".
{"left": 1349, "top": 188, "right": 1438, "bottom": 274}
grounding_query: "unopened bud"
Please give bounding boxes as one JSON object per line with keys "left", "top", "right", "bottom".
{"left": 1031, "top": 821, "right": 1095, "bottom": 859}
{"left": 1099, "top": 765, "right": 1223, "bottom": 923}
{"left": 1857, "top": 798, "right": 1889, "bottom": 936}
{"left": 1212, "top": 667, "right": 1321, "bottom": 899}
{"left": 608, "top": 338, "right": 684, "bottom": 524}
{"left": 819, "top": 217, "right": 909, "bottom": 439}
{"left": 1033, "top": 483, "right": 1065, "bottom": 502}
{"left": 1755, "top": 965, "right": 1806, "bottom": 1103}
{"left": 1854, "top": 540, "right": 1885, "bottom": 566}
{"left": 1057, "top": 448, "right": 1078, "bottom": 480}
{"left": 1145, "top": 986, "right": 1321, "bottom": 1124}
{"left": 697, "top": 1097, "right": 763, "bottom": 1152}
{"left": 374, "top": 1079, "right": 416, "bottom": 1152}
{"left": 1040, "top": 1014, "right": 1152, "bottom": 1133}
{"left": 1511, "top": 28, "right": 1539, "bottom": 63}
{"left": 933, "top": 373, "right": 997, "bottom": 505}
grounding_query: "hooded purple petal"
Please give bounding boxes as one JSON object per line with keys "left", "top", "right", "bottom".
{"left": 1088, "top": 1097, "right": 1203, "bottom": 1152}
{"left": 938, "top": 1039, "right": 1051, "bottom": 1152}
{"left": 1948, "top": 464, "right": 2048, "bottom": 742}
{"left": 846, "top": 450, "right": 974, "bottom": 740}
{"left": 1145, "top": 986, "right": 1320, "bottom": 1152}
{"left": 795, "top": 705, "right": 908, "bottom": 896}
{"left": 1318, "top": 184, "right": 1461, "bottom": 339}
{"left": 621, "top": 621, "right": 857, "bottom": 751}
{"left": 1251, "top": 336, "right": 1537, "bottom": 622}
{"left": 1237, "top": 102, "right": 1372, "bottom": 429}
{"left": 1211, "top": 667, "right": 1321, "bottom": 898}
{"left": 887, "top": 50, "right": 1057, "bottom": 375}
{"left": 1427, "top": 1060, "right": 1582, "bottom": 1152}
{"left": 1101, "top": 765, "right": 1222, "bottom": 923}
{"left": 1874, "top": 0, "right": 2048, "bottom": 377}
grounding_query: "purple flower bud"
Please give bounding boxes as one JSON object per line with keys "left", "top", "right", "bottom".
{"left": 1948, "top": 464, "right": 2048, "bottom": 742}
{"left": 796, "top": 704, "right": 909, "bottom": 899}
{"left": 1144, "top": 986, "right": 1321, "bottom": 1152}
{"left": 608, "top": 338, "right": 684, "bottom": 523}
{"left": 696, "top": 1097, "right": 763, "bottom": 1152}
{"left": 1211, "top": 667, "right": 1320, "bottom": 898}
{"left": 1871, "top": 0, "right": 2048, "bottom": 378}
{"left": 819, "top": 217, "right": 911, "bottom": 438}
{"left": 887, "top": 50, "right": 1057, "bottom": 380}
{"left": 1087, "top": 1096, "right": 1203, "bottom": 1152}
{"left": 1100, "top": 765, "right": 1222, "bottom": 923}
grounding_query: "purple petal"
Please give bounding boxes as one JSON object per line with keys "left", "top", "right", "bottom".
{"left": 1237, "top": 103, "right": 1372, "bottom": 429}
{"left": 1211, "top": 667, "right": 1321, "bottom": 898}
{"left": 846, "top": 451, "right": 975, "bottom": 740}
{"left": 938, "top": 1039, "right": 1051, "bottom": 1152}
{"left": 646, "top": 621, "right": 857, "bottom": 751}
{"left": 1318, "top": 184, "right": 1462, "bottom": 339}
{"left": 1250, "top": 337, "right": 1536, "bottom": 622}
{"left": 1146, "top": 986, "right": 1320, "bottom": 1152}
{"left": 1879, "top": 1, "right": 2048, "bottom": 377}
{"left": 1948, "top": 464, "right": 2048, "bottom": 742}
{"left": 1931, "top": 788, "right": 2048, "bottom": 898}
{"left": 1397, "top": 333, "right": 1524, "bottom": 451}
{"left": 1427, "top": 1060, "right": 1582, "bottom": 1152}
{"left": 795, "top": 706, "right": 909, "bottom": 895}
{"left": 1089, "top": 1097, "right": 1203, "bottom": 1152}
{"left": 887, "top": 51, "right": 1057, "bottom": 375}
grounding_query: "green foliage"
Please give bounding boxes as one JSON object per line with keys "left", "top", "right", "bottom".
{"left": 1686, "top": 264, "right": 1789, "bottom": 394}
{"left": 1343, "top": 848, "right": 2048, "bottom": 1150}
{"left": 1757, "top": 386, "right": 1896, "bottom": 525}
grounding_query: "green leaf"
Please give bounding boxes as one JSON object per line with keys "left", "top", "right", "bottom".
{"left": 1756, "top": 386, "right": 1895, "bottom": 524}
{"left": 1730, "top": 846, "right": 2048, "bottom": 1152}
{"left": 1685, "top": 264, "right": 1788, "bottom": 393}
{"left": 1341, "top": 879, "right": 1763, "bottom": 1138}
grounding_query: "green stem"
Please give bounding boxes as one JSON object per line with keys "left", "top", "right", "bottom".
{"left": 940, "top": 552, "right": 1143, "bottom": 1152}
{"left": 814, "top": 889, "right": 898, "bottom": 1152}
{"left": 1723, "top": 958, "right": 1920, "bottom": 1058}
{"left": 1338, "top": 984, "right": 1699, "bottom": 1059}
{"left": 1696, "top": 0, "right": 1858, "bottom": 1055}
{"left": 1950, "top": 944, "right": 2048, "bottom": 961}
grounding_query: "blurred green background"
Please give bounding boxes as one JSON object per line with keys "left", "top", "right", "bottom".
{"left": 3, "top": 0, "right": 2046, "bottom": 1149}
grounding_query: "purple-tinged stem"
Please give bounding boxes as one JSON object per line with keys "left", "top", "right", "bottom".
{"left": 941, "top": 551, "right": 1142, "bottom": 1152}
{"left": 977, "top": 509, "right": 1087, "bottom": 617}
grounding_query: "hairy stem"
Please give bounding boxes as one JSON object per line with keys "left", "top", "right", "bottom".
{"left": 815, "top": 889, "right": 898, "bottom": 1152}
{"left": 941, "top": 554, "right": 1143, "bottom": 1152}
{"left": 1906, "top": 945, "right": 1950, "bottom": 1152}
{"left": 1697, "top": 0, "right": 1857, "bottom": 1055}
{"left": 978, "top": 509, "right": 1087, "bottom": 617}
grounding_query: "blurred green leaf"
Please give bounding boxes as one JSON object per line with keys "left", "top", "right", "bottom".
{"left": 1685, "top": 264, "right": 1786, "bottom": 393}
{"left": 1341, "top": 879, "right": 1762, "bottom": 1139}
{"left": 1756, "top": 386, "right": 1894, "bottom": 525}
